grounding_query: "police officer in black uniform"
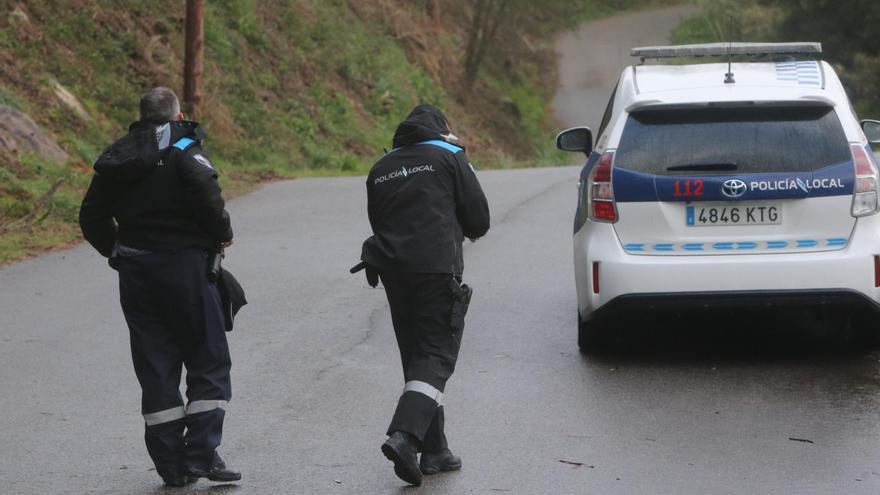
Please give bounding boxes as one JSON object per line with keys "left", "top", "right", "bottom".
{"left": 358, "top": 104, "right": 490, "bottom": 486}
{"left": 79, "top": 87, "right": 241, "bottom": 487}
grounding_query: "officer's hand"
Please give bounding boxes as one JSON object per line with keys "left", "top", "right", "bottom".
{"left": 468, "top": 237, "right": 480, "bottom": 243}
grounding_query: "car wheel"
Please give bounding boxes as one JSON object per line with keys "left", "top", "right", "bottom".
{"left": 578, "top": 312, "right": 608, "bottom": 353}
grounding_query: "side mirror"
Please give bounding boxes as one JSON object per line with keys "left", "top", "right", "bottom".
{"left": 861, "top": 120, "right": 880, "bottom": 145}
{"left": 556, "top": 127, "right": 593, "bottom": 155}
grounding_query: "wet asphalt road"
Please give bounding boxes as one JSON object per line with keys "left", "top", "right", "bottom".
{"left": 4, "top": 167, "right": 880, "bottom": 494}
{"left": 3, "top": 4, "right": 880, "bottom": 495}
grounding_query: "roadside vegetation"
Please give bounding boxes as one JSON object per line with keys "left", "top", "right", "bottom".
{"left": 1, "top": 0, "right": 679, "bottom": 263}
{"left": 673, "top": 0, "right": 880, "bottom": 117}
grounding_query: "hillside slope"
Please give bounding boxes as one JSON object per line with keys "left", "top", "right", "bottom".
{"left": 0, "top": 0, "right": 675, "bottom": 262}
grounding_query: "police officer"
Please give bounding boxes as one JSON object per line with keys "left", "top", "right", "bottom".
{"left": 79, "top": 87, "right": 240, "bottom": 487}
{"left": 358, "top": 104, "right": 490, "bottom": 485}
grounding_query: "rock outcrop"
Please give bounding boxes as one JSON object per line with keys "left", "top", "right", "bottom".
{"left": 0, "top": 105, "right": 70, "bottom": 163}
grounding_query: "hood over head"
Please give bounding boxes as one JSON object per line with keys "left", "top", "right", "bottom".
{"left": 392, "top": 104, "right": 456, "bottom": 149}
{"left": 94, "top": 120, "right": 204, "bottom": 182}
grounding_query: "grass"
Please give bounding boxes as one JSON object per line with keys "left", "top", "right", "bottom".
{"left": 671, "top": 13, "right": 717, "bottom": 45}
{"left": 0, "top": 152, "right": 93, "bottom": 262}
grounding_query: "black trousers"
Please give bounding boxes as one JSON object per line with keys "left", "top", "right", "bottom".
{"left": 118, "top": 248, "right": 231, "bottom": 477}
{"left": 380, "top": 271, "right": 463, "bottom": 453}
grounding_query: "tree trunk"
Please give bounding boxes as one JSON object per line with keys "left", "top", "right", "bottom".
{"left": 464, "top": 0, "right": 488, "bottom": 86}
{"left": 464, "top": 0, "right": 508, "bottom": 87}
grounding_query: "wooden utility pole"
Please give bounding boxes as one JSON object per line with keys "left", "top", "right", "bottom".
{"left": 183, "top": 0, "right": 204, "bottom": 119}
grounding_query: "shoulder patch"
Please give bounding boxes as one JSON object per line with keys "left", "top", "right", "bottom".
{"left": 417, "top": 140, "right": 463, "bottom": 154}
{"left": 172, "top": 137, "right": 197, "bottom": 151}
{"left": 193, "top": 153, "right": 214, "bottom": 170}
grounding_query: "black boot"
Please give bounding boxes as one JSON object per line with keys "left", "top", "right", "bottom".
{"left": 161, "top": 470, "right": 197, "bottom": 487}
{"left": 186, "top": 453, "right": 241, "bottom": 483}
{"left": 420, "top": 448, "right": 462, "bottom": 475}
{"left": 381, "top": 431, "right": 423, "bottom": 486}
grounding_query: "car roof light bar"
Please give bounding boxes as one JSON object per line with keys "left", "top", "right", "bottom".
{"left": 631, "top": 42, "right": 822, "bottom": 60}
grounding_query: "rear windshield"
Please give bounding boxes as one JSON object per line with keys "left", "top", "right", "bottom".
{"left": 615, "top": 106, "right": 851, "bottom": 175}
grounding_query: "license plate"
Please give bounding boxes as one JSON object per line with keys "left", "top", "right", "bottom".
{"left": 686, "top": 204, "right": 781, "bottom": 227}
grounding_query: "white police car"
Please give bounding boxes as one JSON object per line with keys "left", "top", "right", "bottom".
{"left": 556, "top": 43, "right": 880, "bottom": 351}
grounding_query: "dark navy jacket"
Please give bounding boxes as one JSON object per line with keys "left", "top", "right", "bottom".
{"left": 79, "top": 120, "right": 232, "bottom": 257}
{"left": 361, "top": 105, "right": 490, "bottom": 275}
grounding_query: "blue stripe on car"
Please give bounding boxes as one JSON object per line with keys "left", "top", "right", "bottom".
{"left": 775, "top": 61, "right": 821, "bottom": 86}
{"left": 613, "top": 160, "right": 854, "bottom": 203}
{"left": 621, "top": 238, "right": 846, "bottom": 253}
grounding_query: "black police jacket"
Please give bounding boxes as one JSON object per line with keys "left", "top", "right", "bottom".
{"left": 79, "top": 120, "right": 233, "bottom": 257}
{"left": 361, "top": 105, "right": 490, "bottom": 275}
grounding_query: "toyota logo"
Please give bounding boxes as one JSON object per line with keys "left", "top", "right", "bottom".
{"left": 721, "top": 179, "right": 747, "bottom": 198}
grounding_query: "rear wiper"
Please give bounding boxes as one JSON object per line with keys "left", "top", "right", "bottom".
{"left": 666, "top": 162, "right": 738, "bottom": 172}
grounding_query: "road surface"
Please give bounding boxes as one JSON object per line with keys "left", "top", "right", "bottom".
{"left": 2, "top": 4, "right": 880, "bottom": 494}
{"left": 554, "top": 4, "right": 698, "bottom": 130}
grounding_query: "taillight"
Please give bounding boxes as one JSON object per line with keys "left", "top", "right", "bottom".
{"left": 874, "top": 255, "right": 880, "bottom": 288}
{"left": 852, "top": 144, "right": 880, "bottom": 217}
{"left": 589, "top": 151, "right": 617, "bottom": 222}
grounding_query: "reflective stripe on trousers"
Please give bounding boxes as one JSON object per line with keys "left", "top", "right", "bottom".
{"left": 143, "top": 406, "right": 185, "bottom": 426}
{"left": 186, "top": 400, "right": 228, "bottom": 416}
{"left": 143, "top": 400, "right": 228, "bottom": 425}
{"left": 404, "top": 380, "right": 443, "bottom": 403}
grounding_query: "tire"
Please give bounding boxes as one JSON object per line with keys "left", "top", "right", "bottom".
{"left": 578, "top": 312, "right": 608, "bottom": 353}
{"left": 852, "top": 312, "right": 880, "bottom": 350}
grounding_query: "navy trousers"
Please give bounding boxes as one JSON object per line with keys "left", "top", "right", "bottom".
{"left": 118, "top": 248, "right": 231, "bottom": 477}
{"left": 380, "top": 272, "right": 463, "bottom": 453}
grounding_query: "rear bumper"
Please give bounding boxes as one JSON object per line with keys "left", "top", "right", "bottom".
{"left": 574, "top": 220, "right": 880, "bottom": 318}
{"left": 588, "top": 289, "right": 880, "bottom": 321}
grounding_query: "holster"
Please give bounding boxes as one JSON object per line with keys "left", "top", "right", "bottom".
{"left": 448, "top": 277, "right": 473, "bottom": 331}
{"left": 207, "top": 250, "right": 224, "bottom": 282}
{"left": 350, "top": 261, "right": 379, "bottom": 288}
